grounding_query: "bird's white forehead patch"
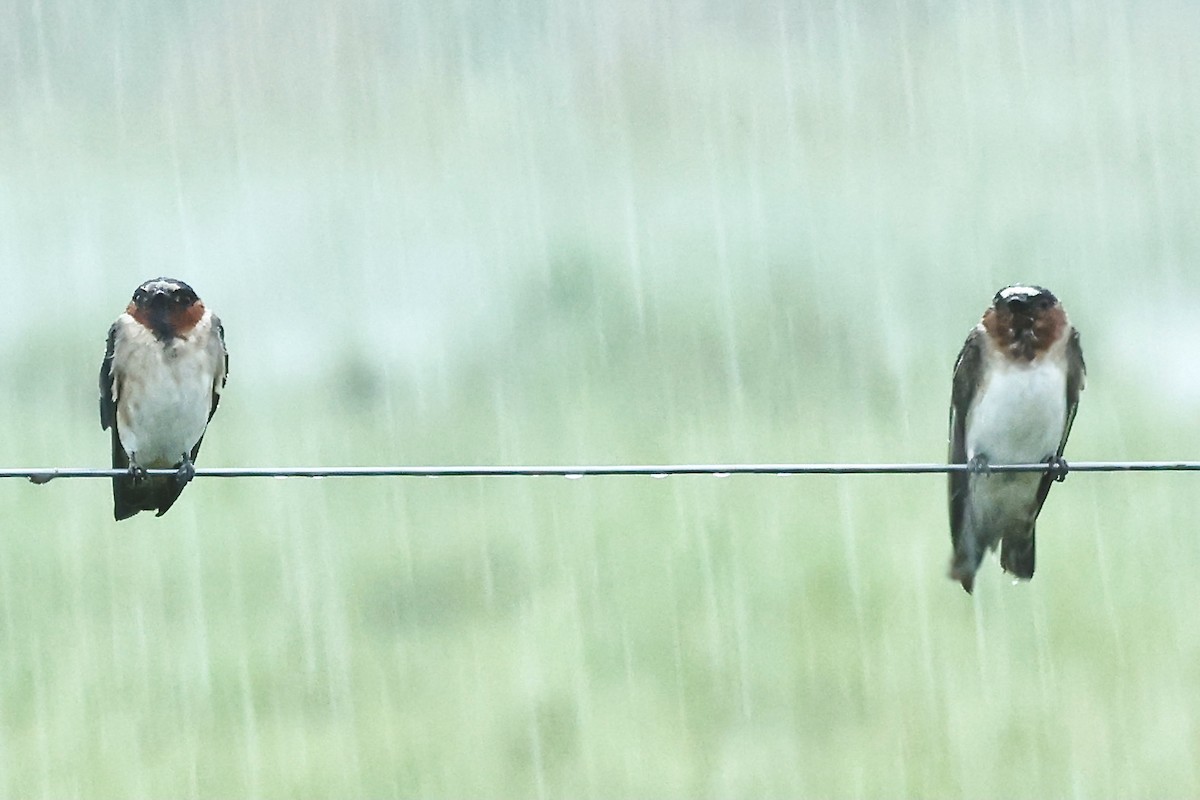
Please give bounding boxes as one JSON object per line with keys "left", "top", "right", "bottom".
{"left": 999, "top": 285, "right": 1043, "bottom": 299}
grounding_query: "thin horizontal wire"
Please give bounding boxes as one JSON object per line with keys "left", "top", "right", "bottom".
{"left": 6, "top": 461, "right": 1200, "bottom": 482}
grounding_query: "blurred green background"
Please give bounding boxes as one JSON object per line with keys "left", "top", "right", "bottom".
{"left": 2, "top": 0, "right": 1200, "bottom": 797}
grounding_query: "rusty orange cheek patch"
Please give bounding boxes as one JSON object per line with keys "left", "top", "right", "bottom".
{"left": 981, "top": 305, "right": 1066, "bottom": 360}
{"left": 1031, "top": 307, "right": 1067, "bottom": 354}
{"left": 127, "top": 302, "right": 151, "bottom": 329}
{"left": 981, "top": 308, "right": 1012, "bottom": 349}
{"left": 169, "top": 302, "right": 205, "bottom": 336}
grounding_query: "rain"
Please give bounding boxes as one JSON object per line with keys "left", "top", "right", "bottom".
{"left": 1, "top": 0, "right": 1199, "bottom": 796}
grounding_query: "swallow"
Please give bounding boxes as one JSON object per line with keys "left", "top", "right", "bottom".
{"left": 99, "top": 278, "right": 228, "bottom": 520}
{"left": 947, "top": 285, "right": 1085, "bottom": 593}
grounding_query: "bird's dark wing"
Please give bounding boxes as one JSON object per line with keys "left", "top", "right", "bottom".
{"left": 99, "top": 323, "right": 118, "bottom": 432}
{"left": 948, "top": 327, "right": 986, "bottom": 549}
{"left": 188, "top": 316, "right": 229, "bottom": 466}
{"left": 1034, "top": 328, "right": 1086, "bottom": 512}
{"left": 99, "top": 321, "right": 137, "bottom": 512}
{"left": 208, "top": 316, "right": 228, "bottom": 422}
{"left": 100, "top": 322, "right": 147, "bottom": 520}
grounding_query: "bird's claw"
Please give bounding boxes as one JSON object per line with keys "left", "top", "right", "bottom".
{"left": 175, "top": 457, "right": 196, "bottom": 486}
{"left": 128, "top": 462, "right": 148, "bottom": 483}
{"left": 1048, "top": 456, "right": 1069, "bottom": 483}
{"left": 967, "top": 455, "right": 991, "bottom": 476}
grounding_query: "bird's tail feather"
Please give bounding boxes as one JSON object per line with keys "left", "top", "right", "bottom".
{"left": 948, "top": 541, "right": 983, "bottom": 595}
{"left": 112, "top": 476, "right": 186, "bottom": 521}
{"left": 1000, "top": 529, "right": 1036, "bottom": 581}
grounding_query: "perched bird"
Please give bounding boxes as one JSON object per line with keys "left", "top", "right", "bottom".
{"left": 99, "top": 278, "right": 228, "bottom": 520}
{"left": 947, "top": 285, "right": 1085, "bottom": 593}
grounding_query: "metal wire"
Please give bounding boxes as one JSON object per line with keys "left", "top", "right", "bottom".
{"left": 8, "top": 461, "right": 1200, "bottom": 483}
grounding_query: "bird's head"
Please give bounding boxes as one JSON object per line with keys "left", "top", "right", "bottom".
{"left": 984, "top": 285, "right": 1067, "bottom": 359}
{"left": 127, "top": 277, "right": 205, "bottom": 340}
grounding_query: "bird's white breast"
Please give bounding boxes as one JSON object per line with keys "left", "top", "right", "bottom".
{"left": 965, "top": 348, "right": 1068, "bottom": 464}
{"left": 113, "top": 314, "right": 221, "bottom": 467}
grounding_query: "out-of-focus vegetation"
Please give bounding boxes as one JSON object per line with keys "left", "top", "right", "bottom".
{"left": 1, "top": 1, "right": 1199, "bottom": 796}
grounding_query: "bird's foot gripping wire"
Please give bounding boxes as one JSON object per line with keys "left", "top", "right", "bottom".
{"left": 175, "top": 456, "right": 196, "bottom": 486}
{"left": 1048, "top": 455, "right": 1069, "bottom": 483}
{"left": 967, "top": 455, "right": 992, "bottom": 476}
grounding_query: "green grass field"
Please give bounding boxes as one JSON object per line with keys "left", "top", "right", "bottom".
{"left": 1, "top": 1, "right": 1199, "bottom": 797}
